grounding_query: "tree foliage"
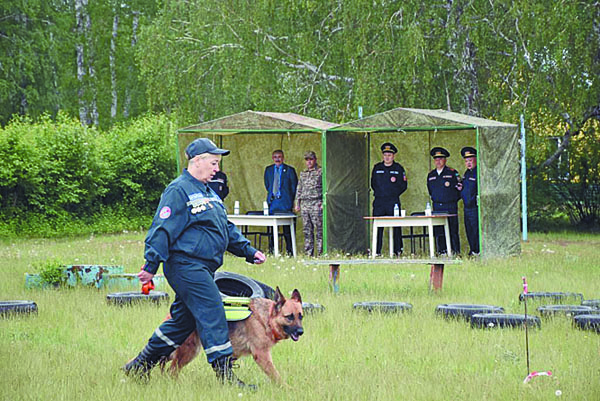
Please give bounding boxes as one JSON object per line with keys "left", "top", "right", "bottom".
{"left": 1, "top": 0, "right": 599, "bottom": 231}
{"left": 0, "top": 113, "right": 176, "bottom": 236}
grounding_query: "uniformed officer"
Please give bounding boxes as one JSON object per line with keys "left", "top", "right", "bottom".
{"left": 371, "top": 142, "right": 408, "bottom": 256}
{"left": 460, "top": 146, "right": 479, "bottom": 255}
{"left": 208, "top": 169, "right": 229, "bottom": 200}
{"left": 427, "top": 147, "right": 461, "bottom": 255}
{"left": 124, "top": 138, "right": 266, "bottom": 388}
{"left": 294, "top": 150, "right": 323, "bottom": 257}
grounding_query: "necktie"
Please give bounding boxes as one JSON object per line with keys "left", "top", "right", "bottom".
{"left": 272, "top": 166, "right": 281, "bottom": 198}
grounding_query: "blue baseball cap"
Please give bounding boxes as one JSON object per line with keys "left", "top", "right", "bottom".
{"left": 185, "top": 138, "right": 230, "bottom": 159}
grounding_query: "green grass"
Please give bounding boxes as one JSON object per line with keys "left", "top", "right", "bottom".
{"left": 1, "top": 232, "right": 599, "bottom": 400}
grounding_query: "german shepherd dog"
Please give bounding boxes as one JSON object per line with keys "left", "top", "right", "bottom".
{"left": 165, "top": 287, "right": 303, "bottom": 385}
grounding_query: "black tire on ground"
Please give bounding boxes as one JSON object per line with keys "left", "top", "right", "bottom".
{"left": 573, "top": 314, "right": 600, "bottom": 333}
{"left": 537, "top": 304, "right": 596, "bottom": 317}
{"left": 106, "top": 291, "right": 169, "bottom": 306}
{"left": 214, "top": 271, "right": 275, "bottom": 300}
{"left": 353, "top": 301, "right": 412, "bottom": 313}
{"left": 302, "top": 302, "right": 325, "bottom": 314}
{"left": 518, "top": 292, "right": 583, "bottom": 303}
{"left": 0, "top": 301, "right": 38, "bottom": 317}
{"left": 582, "top": 299, "right": 600, "bottom": 309}
{"left": 436, "top": 304, "right": 504, "bottom": 320}
{"left": 471, "top": 313, "right": 541, "bottom": 329}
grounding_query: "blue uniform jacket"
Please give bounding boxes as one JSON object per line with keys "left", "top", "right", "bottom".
{"left": 264, "top": 163, "right": 298, "bottom": 212}
{"left": 371, "top": 161, "right": 407, "bottom": 200}
{"left": 461, "top": 167, "right": 478, "bottom": 209}
{"left": 143, "top": 169, "right": 257, "bottom": 274}
{"left": 427, "top": 165, "right": 461, "bottom": 204}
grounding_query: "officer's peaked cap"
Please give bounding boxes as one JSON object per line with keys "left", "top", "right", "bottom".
{"left": 381, "top": 142, "right": 398, "bottom": 154}
{"left": 186, "top": 138, "right": 230, "bottom": 159}
{"left": 430, "top": 147, "right": 450, "bottom": 159}
{"left": 461, "top": 146, "right": 477, "bottom": 158}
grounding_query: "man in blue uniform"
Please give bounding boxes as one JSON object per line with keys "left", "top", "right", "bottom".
{"left": 208, "top": 169, "right": 229, "bottom": 200}
{"left": 427, "top": 147, "right": 461, "bottom": 255}
{"left": 371, "top": 142, "right": 408, "bottom": 256}
{"left": 123, "top": 138, "right": 266, "bottom": 388}
{"left": 460, "top": 146, "right": 479, "bottom": 255}
{"left": 264, "top": 150, "right": 298, "bottom": 255}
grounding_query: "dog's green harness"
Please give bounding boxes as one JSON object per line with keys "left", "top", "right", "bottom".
{"left": 222, "top": 296, "right": 253, "bottom": 321}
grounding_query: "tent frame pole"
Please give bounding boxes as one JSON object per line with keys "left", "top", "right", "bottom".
{"left": 520, "top": 115, "right": 528, "bottom": 241}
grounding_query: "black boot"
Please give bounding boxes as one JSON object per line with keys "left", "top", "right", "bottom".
{"left": 122, "top": 345, "right": 161, "bottom": 380}
{"left": 211, "top": 356, "right": 257, "bottom": 390}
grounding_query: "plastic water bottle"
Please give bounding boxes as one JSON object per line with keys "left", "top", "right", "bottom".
{"left": 234, "top": 201, "right": 240, "bottom": 215}
{"left": 263, "top": 201, "right": 269, "bottom": 216}
{"left": 394, "top": 204, "right": 400, "bottom": 217}
{"left": 425, "top": 202, "right": 431, "bottom": 216}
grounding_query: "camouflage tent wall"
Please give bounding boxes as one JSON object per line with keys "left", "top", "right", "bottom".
{"left": 332, "top": 107, "right": 520, "bottom": 258}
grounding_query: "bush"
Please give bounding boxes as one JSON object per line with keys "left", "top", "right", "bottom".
{"left": 0, "top": 113, "right": 176, "bottom": 237}
{"left": 103, "top": 114, "right": 177, "bottom": 214}
{"left": 36, "top": 258, "right": 66, "bottom": 286}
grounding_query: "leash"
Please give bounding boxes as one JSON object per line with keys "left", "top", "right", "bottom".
{"left": 140, "top": 266, "right": 155, "bottom": 295}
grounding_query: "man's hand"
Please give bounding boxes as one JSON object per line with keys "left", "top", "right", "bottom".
{"left": 294, "top": 205, "right": 300, "bottom": 213}
{"left": 138, "top": 269, "right": 155, "bottom": 285}
{"left": 253, "top": 251, "right": 266, "bottom": 264}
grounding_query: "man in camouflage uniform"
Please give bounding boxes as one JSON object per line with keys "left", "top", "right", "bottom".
{"left": 294, "top": 151, "right": 323, "bottom": 257}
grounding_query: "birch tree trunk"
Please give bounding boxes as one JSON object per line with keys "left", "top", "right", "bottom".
{"left": 123, "top": 11, "right": 139, "bottom": 118}
{"left": 110, "top": 12, "right": 119, "bottom": 120}
{"left": 75, "top": 0, "right": 88, "bottom": 125}
{"left": 83, "top": 0, "right": 98, "bottom": 126}
{"left": 444, "top": 0, "right": 480, "bottom": 116}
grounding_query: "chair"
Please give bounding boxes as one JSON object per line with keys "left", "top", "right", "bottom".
{"left": 241, "top": 211, "right": 270, "bottom": 250}
{"left": 241, "top": 211, "right": 283, "bottom": 252}
{"left": 401, "top": 212, "right": 429, "bottom": 254}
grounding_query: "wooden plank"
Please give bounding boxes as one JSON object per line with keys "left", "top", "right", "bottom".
{"left": 303, "top": 258, "right": 461, "bottom": 266}
{"left": 429, "top": 264, "right": 445, "bottom": 291}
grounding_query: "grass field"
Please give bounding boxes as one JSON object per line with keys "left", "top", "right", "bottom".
{"left": 1, "top": 232, "right": 599, "bottom": 401}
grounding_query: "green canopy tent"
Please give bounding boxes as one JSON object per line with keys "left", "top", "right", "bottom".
{"left": 177, "top": 110, "right": 338, "bottom": 252}
{"left": 327, "top": 107, "right": 520, "bottom": 258}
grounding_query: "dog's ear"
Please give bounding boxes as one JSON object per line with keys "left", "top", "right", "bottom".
{"left": 291, "top": 289, "right": 302, "bottom": 303}
{"left": 274, "top": 286, "right": 286, "bottom": 312}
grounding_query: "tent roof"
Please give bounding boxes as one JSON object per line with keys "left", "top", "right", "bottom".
{"left": 179, "top": 110, "right": 338, "bottom": 133}
{"left": 338, "top": 107, "right": 517, "bottom": 130}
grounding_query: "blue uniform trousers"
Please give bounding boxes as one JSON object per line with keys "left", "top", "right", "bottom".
{"left": 144, "top": 259, "right": 232, "bottom": 364}
{"left": 463, "top": 207, "right": 480, "bottom": 254}
{"left": 433, "top": 202, "right": 460, "bottom": 255}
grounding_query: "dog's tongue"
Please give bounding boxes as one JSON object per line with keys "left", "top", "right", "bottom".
{"left": 290, "top": 333, "right": 299, "bottom": 341}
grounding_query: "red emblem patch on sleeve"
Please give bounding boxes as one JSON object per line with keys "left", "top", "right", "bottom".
{"left": 159, "top": 206, "right": 172, "bottom": 219}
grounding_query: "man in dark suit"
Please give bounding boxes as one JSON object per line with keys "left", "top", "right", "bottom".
{"left": 264, "top": 150, "right": 298, "bottom": 255}
{"left": 427, "top": 147, "right": 461, "bottom": 255}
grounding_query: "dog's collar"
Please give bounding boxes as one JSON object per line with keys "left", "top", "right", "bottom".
{"left": 271, "top": 327, "right": 285, "bottom": 342}
{"left": 268, "top": 304, "right": 286, "bottom": 342}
